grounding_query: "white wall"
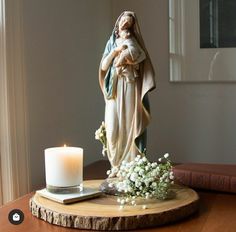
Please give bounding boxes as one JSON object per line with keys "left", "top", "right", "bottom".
{"left": 22, "top": 0, "right": 236, "bottom": 189}
{"left": 22, "top": 0, "right": 112, "bottom": 189}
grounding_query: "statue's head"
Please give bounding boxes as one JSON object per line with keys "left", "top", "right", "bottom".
{"left": 118, "top": 12, "right": 134, "bottom": 31}
{"left": 114, "top": 12, "right": 135, "bottom": 38}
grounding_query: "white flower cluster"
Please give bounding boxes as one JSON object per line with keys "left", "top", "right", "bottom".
{"left": 107, "top": 153, "right": 174, "bottom": 207}
{"left": 95, "top": 121, "right": 107, "bottom": 156}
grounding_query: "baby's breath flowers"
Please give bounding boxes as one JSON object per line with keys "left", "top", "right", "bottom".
{"left": 107, "top": 153, "right": 174, "bottom": 207}
{"left": 95, "top": 121, "right": 107, "bottom": 156}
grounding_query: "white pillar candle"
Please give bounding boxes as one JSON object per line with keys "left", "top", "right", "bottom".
{"left": 45, "top": 146, "right": 83, "bottom": 189}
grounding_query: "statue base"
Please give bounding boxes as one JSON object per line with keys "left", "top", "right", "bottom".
{"left": 99, "top": 178, "right": 120, "bottom": 195}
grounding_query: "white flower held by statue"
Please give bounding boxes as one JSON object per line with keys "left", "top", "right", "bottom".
{"left": 95, "top": 121, "right": 107, "bottom": 156}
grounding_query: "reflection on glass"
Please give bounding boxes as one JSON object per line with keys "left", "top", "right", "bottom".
{"left": 169, "top": 0, "right": 185, "bottom": 81}
{"left": 169, "top": 0, "right": 236, "bottom": 82}
{"left": 200, "top": 0, "right": 236, "bottom": 48}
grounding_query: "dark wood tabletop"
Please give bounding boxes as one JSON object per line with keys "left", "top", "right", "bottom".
{"left": 0, "top": 160, "right": 236, "bottom": 232}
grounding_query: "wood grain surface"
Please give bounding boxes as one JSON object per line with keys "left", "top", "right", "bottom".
{"left": 30, "top": 179, "right": 199, "bottom": 230}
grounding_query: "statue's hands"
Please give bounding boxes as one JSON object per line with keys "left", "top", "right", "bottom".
{"left": 114, "top": 48, "right": 131, "bottom": 67}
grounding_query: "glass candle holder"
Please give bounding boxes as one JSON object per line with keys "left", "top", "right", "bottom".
{"left": 45, "top": 146, "right": 83, "bottom": 194}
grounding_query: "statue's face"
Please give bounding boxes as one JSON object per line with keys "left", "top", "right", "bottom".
{"left": 118, "top": 15, "right": 133, "bottom": 31}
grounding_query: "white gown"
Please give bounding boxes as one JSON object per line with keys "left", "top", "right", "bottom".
{"left": 103, "top": 36, "right": 146, "bottom": 168}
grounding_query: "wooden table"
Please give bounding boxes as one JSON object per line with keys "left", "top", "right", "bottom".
{"left": 1, "top": 160, "right": 236, "bottom": 232}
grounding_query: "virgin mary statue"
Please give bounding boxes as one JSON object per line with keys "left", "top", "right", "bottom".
{"left": 99, "top": 11, "right": 155, "bottom": 175}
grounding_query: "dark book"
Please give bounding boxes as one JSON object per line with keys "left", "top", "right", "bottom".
{"left": 173, "top": 163, "right": 236, "bottom": 193}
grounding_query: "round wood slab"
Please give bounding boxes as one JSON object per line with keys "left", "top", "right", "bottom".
{"left": 30, "top": 179, "right": 199, "bottom": 230}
